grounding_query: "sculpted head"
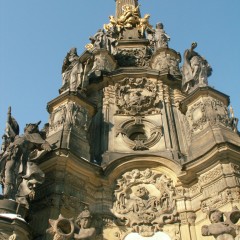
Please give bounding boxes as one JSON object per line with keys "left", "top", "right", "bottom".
{"left": 24, "top": 121, "right": 41, "bottom": 134}
{"left": 156, "top": 22, "right": 164, "bottom": 29}
{"left": 209, "top": 210, "right": 223, "bottom": 223}
{"left": 135, "top": 185, "right": 148, "bottom": 199}
{"left": 77, "top": 206, "right": 92, "bottom": 229}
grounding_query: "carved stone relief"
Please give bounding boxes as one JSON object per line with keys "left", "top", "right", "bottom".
{"left": 185, "top": 97, "right": 238, "bottom": 136}
{"left": 88, "top": 50, "right": 117, "bottom": 81}
{"left": 49, "top": 101, "right": 90, "bottom": 138}
{"left": 186, "top": 101, "right": 207, "bottom": 133}
{"left": 151, "top": 49, "right": 181, "bottom": 76}
{"left": 115, "top": 47, "right": 151, "bottom": 67}
{"left": 47, "top": 206, "right": 99, "bottom": 240}
{"left": 199, "top": 165, "right": 222, "bottom": 186}
{"left": 116, "top": 117, "right": 163, "bottom": 151}
{"left": 201, "top": 188, "right": 240, "bottom": 213}
{"left": 112, "top": 169, "right": 178, "bottom": 237}
{"left": 115, "top": 77, "right": 162, "bottom": 115}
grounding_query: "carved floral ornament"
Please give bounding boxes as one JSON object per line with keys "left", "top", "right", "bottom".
{"left": 115, "top": 77, "right": 162, "bottom": 115}
{"left": 112, "top": 169, "right": 178, "bottom": 237}
{"left": 116, "top": 117, "right": 163, "bottom": 151}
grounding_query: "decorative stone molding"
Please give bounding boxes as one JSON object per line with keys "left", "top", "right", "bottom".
{"left": 179, "top": 212, "right": 196, "bottom": 226}
{"left": 112, "top": 169, "right": 178, "bottom": 237}
{"left": 116, "top": 117, "right": 163, "bottom": 151}
{"left": 115, "top": 77, "right": 162, "bottom": 115}
{"left": 199, "top": 165, "right": 222, "bottom": 186}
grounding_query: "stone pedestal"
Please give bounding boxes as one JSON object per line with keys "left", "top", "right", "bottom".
{"left": 0, "top": 199, "right": 31, "bottom": 239}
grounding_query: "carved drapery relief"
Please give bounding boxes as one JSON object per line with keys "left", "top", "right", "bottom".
{"left": 115, "top": 47, "right": 151, "bottom": 67}
{"left": 115, "top": 77, "right": 162, "bottom": 115}
{"left": 116, "top": 117, "right": 163, "bottom": 151}
{"left": 49, "top": 101, "right": 90, "bottom": 138}
{"left": 151, "top": 49, "right": 181, "bottom": 76}
{"left": 112, "top": 169, "right": 178, "bottom": 237}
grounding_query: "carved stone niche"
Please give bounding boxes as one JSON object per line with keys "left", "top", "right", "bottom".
{"left": 115, "top": 117, "right": 163, "bottom": 151}
{"left": 112, "top": 169, "right": 178, "bottom": 237}
{"left": 150, "top": 48, "right": 181, "bottom": 77}
{"left": 115, "top": 77, "right": 162, "bottom": 116}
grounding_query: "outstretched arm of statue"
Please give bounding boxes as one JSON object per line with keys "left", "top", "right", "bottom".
{"left": 41, "top": 141, "right": 52, "bottom": 152}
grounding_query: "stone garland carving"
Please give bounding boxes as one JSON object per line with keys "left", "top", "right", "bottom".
{"left": 49, "top": 101, "right": 90, "bottom": 139}
{"left": 150, "top": 50, "right": 181, "bottom": 76}
{"left": 112, "top": 169, "right": 178, "bottom": 237}
{"left": 182, "top": 42, "right": 212, "bottom": 93}
{"left": 202, "top": 207, "right": 240, "bottom": 240}
{"left": 116, "top": 117, "right": 163, "bottom": 151}
{"left": 47, "top": 206, "right": 98, "bottom": 240}
{"left": 0, "top": 108, "right": 51, "bottom": 208}
{"left": 115, "top": 47, "right": 152, "bottom": 67}
{"left": 115, "top": 77, "right": 162, "bottom": 115}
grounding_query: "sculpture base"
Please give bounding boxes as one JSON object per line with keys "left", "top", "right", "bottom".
{"left": 0, "top": 198, "right": 32, "bottom": 239}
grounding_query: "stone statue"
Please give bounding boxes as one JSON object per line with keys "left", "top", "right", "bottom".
{"left": 202, "top": 207, "right": 240, "bottom": 239}
{"left": 90, "top": 29, "right": 117, "bottom": 54}
{"left": 74, "top": 206, "right": 96, "bottom": 240}
{"left": 61, "top": 47, "right": 83, "bottom": 93}
{"left": 182, "top": 42, "right": 212, "bottom": 93}
{"left": 0, "top": 116, "right": 51, "bottom": 204}
{"left": 154, "top": 22, "right": 170, "bottom": 49}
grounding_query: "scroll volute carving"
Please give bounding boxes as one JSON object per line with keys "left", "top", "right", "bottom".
{"left": 112, "top": 169, "right": 178, "bottom": 237}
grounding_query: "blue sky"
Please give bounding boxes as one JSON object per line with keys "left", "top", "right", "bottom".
{"left": 0, "top": 0, "right": 239, "bottom": 135}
